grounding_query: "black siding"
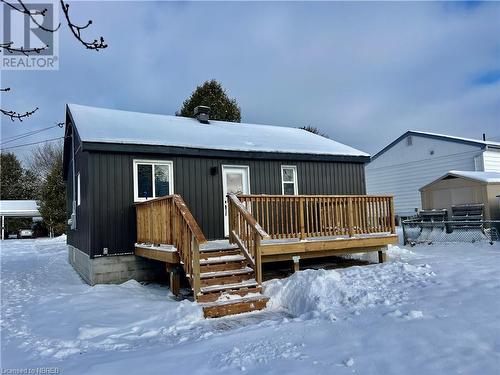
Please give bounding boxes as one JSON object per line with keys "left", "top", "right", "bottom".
{"left": 68, "top": 152, "right": 365, "bottom": 257}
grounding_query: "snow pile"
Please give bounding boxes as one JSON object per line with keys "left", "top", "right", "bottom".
{"left": 264, "top": 262, "right": 434, "bottom": 320}
{"left": 1, "top": 238, "right": 203, "bottom": 362}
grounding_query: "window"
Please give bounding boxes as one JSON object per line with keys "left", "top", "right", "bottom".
{"left": 77, "top": 172, "right": 81, "bottom": 206}
{"left": 406, "top": 136, "right": 412, "bottom": 146}
{"left": 133, "top": 160, "right": 173, "bottom": 202}
{"left": 281, "top": 165, "right": 298, "bottom": 195}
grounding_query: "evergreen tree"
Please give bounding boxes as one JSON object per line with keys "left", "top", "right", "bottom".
{"left": 0, "top": 152, "right": 37, "bottom": 199}
{"left": 299, "top": 125, "right": 330, "bottom": 139}
{"left": 178, "top": 80, "right": 241, "bottom": 122}
{"left": 38, "top": 157, "right": 66, "bottom": 236}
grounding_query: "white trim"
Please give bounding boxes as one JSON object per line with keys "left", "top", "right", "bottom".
{"left": 133, "top": 159, "right": 174, "bottom": 202}
{"left": 281, "top": 165, "right": 298, "bottom": 195}
{"left": 77, "top": 172, "right": 81, "bottom": 206}
{"left": 222, "top": 165, "right": 251, "bottom": 237}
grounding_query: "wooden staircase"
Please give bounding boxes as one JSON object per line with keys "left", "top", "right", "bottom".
{"left": 198, "top": 244, "right": 269, "bottom": 318}
{"left": 135, "top": 195, "right": 269, "bottom": 319}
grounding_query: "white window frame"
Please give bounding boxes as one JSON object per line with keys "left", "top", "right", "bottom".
{"left": 281, "top": 165, "right": 298, "bottom": 195}
{"left": 77, "top": 172, "right": 81, "bottom": 206}
{"left": 133, "top": 159, "right": 174, "bottom": 202}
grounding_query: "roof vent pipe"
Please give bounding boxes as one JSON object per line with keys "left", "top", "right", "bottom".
{"left": 194, "top": 106, "right": 211, "bottom": 124}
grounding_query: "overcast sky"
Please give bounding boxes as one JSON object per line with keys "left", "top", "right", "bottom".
{"left": 1, "top": 1, "right": 499, "bottom": 161}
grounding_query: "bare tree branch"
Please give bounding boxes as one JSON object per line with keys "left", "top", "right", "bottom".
{"left": 1, "top": 88, "right": 39, "bottom": 122}
{"left": 0, "top": 0, "right": 61, "bottom": 32}
{"left": 0, "top": 0, "right": 107, "bottom": 122}
{"left": 0, "top": 41, "right": 48, "bottom": 56}
{"left": 60, "top": 0, "right": 107, "bottom": 51}
{"left": 1, "top": 107, "right": 39, "bottom": 122}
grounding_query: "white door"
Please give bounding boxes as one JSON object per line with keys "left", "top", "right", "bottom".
{"left": 222, "top": 165, "right": 250, "bottom": 237}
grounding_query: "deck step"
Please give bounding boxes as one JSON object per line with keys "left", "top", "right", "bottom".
{"left": 200, "top": 272, "right": 254, "bottom": 287}
{"left": 202, "top": 295, "right": 269, "bottom": 318}
{"left": 200, "top": 267, "right": 254, "bottom": 279}
{"left": 199, "top": 249, "right": 242, "bottom": 260}
{"left": 199, "top": 244, "right": 239, "bottom": 253}
{"left": 200, "top": 254, "right": 246, "bottom": 265}
{"left": 196, "top": 287, "right": 263, "bottom": 303}
{"left": 200, "top": 279, "right": 257, "bottom": 294}
{"left": 200, "top": 260, "right": 247, "bottom": 273}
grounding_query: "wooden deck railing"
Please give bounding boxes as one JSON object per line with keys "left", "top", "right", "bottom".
{"left": 227, "top": 193, "right": 270, "bottom": 284}
{"left": 237, "top": 195, "right": 396, "bottom": 240}
{"left": 135, "top": 195, "right": 207, "bottom": 297}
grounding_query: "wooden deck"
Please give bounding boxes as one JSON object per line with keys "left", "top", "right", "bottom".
{"left": 134, "top": 193, "right": 397, "bottom": 318}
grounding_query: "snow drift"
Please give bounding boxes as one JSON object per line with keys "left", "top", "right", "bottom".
{"left": 264, "top": 259, "right": 434, "bottom": 320}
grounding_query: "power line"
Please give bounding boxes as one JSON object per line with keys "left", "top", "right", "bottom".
{"left": 1, "top": 122, "right": 64, "bottom": 146}
{"left": 0, "top": 136, "right": 65, "bottom": 151}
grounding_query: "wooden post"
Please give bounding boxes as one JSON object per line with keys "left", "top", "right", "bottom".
{"left": 389, "top": 197, "right": 396, "bottom": 234}
{"left": 378, "top": 248, "right": 387, "bottom": 263}
{"left": 170, "top": 266, "right": 181, "bottom": 297}
{"left": 228, "top": 198, "right": 235, "bottom": 244}
{"left": 347, "top": 197, "right": 354, "bottom": 237}
{"left": 292, "top": 255, "right": 300, "bottom": 273}
{"left": 299, "top": 197, "right": 305, "bottom": 240}
{"left": 254, "top": 232, "right": 262, "bottom": 284}
{"left": 191, "top": 234, "right": 201, "bottom": 300}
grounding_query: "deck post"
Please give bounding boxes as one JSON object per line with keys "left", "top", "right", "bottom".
{"left": 191, "top": 234, "right": 201, "bottom": 300}
{"left": 347, "top": 198, "right": 355, "bottom": 237}
{"left": 389, "top": 197, "right": 396, "bottom": 234}
{"left": 254, "top": 232, "right": 262, "bottom": 284}
{"left": 299, "top": 197, "right": 305, "bottom": 240}
{"left": 292, "top": 255, "right": 300, "bottom": 273}
{"left": 169, "top": 265, "right": 181, "bottom": 298}
{"left": 378, "top": 247, "right": 388, "bottom": 263}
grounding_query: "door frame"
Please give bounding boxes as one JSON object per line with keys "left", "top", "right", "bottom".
{"left": 221, "top": 165, "right": 251, "bottom": 237}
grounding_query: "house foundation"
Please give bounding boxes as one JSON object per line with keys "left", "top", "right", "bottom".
{"left": 68, "top": 245, "right": 164, "bottom": 285}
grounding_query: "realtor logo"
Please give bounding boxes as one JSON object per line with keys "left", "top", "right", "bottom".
{"left": 1, "top": 1, "right": 59, "bottom": 70}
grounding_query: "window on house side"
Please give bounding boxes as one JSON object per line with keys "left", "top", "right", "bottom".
{"left": 281, "top": 166, "right": 298, "bottom": 195}
{"left": 133, "top": 160, "right": 173, "bottom": 202}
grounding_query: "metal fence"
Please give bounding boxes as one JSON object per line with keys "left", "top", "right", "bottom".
{"left": 402, "top": 219, "right": 500, "bottom": 246}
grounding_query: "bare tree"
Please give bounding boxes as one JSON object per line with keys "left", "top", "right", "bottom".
{"left": 27, "top": 140, "right": 64, "bottom": 182}
{"left": 0, "top": 0, "right": 108, "bottom": 121}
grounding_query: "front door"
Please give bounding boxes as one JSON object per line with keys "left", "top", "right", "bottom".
{"left": 222, "top": 165, "right": 250, "bottom": 237}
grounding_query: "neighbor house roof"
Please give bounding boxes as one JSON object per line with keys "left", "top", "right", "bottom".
{"left": 66, "top": 104, "right": 369, "bottom": 159}
{"left": 372, "top": 130, "right": 500, "bottom": 161}
{"left": 0, "top": 200, "right": 40, "bottom": 217}
{"left": 420, "top": 171, "right": 500, "bottom": 191}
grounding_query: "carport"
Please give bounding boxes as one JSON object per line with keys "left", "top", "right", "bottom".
{"left": 0, "top": 200, "right": 41, "bottom": 240}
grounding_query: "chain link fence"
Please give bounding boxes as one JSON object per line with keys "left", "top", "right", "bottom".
{"left": 402, "top": 219, "right": 500, "bottom": 246}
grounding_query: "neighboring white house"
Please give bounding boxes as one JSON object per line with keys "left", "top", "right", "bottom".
{"left": 366, "top": 131, "right": 500, "bottom": 217}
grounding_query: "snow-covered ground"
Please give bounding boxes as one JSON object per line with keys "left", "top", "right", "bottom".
{"left": 1, "top": 236, "right": 499, "bottom": 374}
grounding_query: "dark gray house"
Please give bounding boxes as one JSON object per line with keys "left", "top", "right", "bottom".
{"left": 63, "top": 103, "right": 370, "bottom": 285}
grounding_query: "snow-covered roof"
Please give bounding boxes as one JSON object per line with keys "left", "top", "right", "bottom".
{"left": 446, "top": 171, "right": 500, "bottom": 183}
{"left": 420, "top": 171, "right": 500, "bottom": 190}
{"left": 372, "top": 130, "right": 500, "bottom": 160}
{"left": 0, "top": 200, "right": 40, "bottom": 217}
{"left": 67, "top": 104, "right": 369, "bottom": 157}
{"left": 409, "top": 131, "right": 500, "bottom": 148}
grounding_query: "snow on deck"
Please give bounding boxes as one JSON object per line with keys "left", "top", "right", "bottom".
{"left": 68, "top": 103, "right": 369, "bottom": 157}
{"left": 2, "top": 236, "right": 499, "bottom": 374}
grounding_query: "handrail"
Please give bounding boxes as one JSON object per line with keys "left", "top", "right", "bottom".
{"left": 135, "top": 194, "right": 206, "bottom": 299}
{"left": 238, "top": 194, "right": 396, "bottom": 240}
{"left": 172, "top": 195, "right": 207, "bottom": 244}
{"left": 227, "top": 193, "right": 269, "bottom": 284}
